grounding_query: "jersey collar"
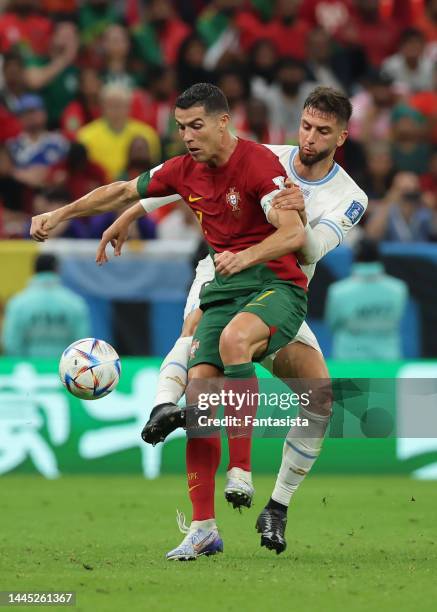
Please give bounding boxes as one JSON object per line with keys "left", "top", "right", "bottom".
{"left": 289, "top": 147, "right": 339, "bottom": 185}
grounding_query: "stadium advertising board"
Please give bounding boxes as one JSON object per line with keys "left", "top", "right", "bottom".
{"left": 1, "top": 358, "right": 436, "bottom": 479}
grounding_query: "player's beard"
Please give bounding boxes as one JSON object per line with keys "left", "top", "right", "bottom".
{"left": 299, "top": 145, "right": 333, "bottom": 166}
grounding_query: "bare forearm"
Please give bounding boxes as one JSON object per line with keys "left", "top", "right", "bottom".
{"left": 240, "top": 225, "right": 305, "bottom": 268}
{"left": 52, "top": 182, "right": 137, "bottom": 224}
{"left": 118, "top": 202, "right": 146, "bottom": 223}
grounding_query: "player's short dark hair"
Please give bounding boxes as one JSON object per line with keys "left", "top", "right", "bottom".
{"left": 35, "top": 254, "right": 58, "bottom": 274}
{"left": 303, "top": 86, "right": 352, "bottom": 126}
{"left": 175, "top": 83, "right": 230, "bottom": 115}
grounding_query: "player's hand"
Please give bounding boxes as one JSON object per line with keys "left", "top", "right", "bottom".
{"left": 214, "top": 251, "right": 247, "bottom": 276}
{"left": 30, "top": 211, "right": 57, "bottom": 242}
{"left": 95, "top": 220, "right": 129, "bottom": 265}
{"left": 272, "top": 179, "right": 307, "bottom": 226}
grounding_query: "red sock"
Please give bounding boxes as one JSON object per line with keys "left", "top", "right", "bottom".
{"left": 186, "top": 436, "right": 221, "bottom": 521}
{"left": 223, "top": 363, "right": 258, "bottom": 473}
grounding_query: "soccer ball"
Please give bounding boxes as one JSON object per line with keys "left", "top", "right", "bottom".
{"left": 59, "top": 338, "right": 121, "bottom": 400}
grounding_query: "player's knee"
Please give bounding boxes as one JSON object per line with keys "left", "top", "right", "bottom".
{"left": 219, "top": 325, "right": 250, "bottom": 362}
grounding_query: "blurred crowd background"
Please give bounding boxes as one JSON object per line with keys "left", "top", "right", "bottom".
{"left": 1, "top": 0, "right": 437, "bottom": 360}
{"left": 0, "top": 0, "right": 436, "bottom": 243}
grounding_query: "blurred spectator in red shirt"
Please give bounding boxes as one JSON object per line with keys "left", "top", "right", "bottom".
{"left": 0, "top": 104, "right": 22, "bottom": 142}
{"left": 236, "top": 0, "right": 310, "bottom": 60}
{"left": 408, "top": 63, "right": 437, "bottom": 144}
{"left": 339, "top": 0, "right": 406, "bottom": 67}
{"left": 414, "top": 0, "right": 437, "bottom": 44}
{"left": 298, "top": 0, "right": 354, "bottom": 34}
{"left": 41, "top": 0, "right": 77, "bottom": 20}
{"left": 47, "top": 141, "right": 107, "bottom": 201}
{"left": 60, "top": 68, "right": 102, "bottom": 141}
{"left": 0, "top": 0, "right": 53, "bottom": 56}
{"left": 382, "top": 27, "right": 435, "bottom": 92}
{"left": 265, "top": 0, "right": 311, "bottom": 60}
{"left": 132, "top": 0, "right": 191, "bottom": 67}
{"left": 305, "top": 0, "right": 411, "bottom": 68}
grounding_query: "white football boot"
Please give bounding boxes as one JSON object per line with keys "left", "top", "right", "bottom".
{"left": 224, "top": 467, "right": 255, "bottom": 509}
{"left": 166, "top": 511, "right": 224, "bottom": 561}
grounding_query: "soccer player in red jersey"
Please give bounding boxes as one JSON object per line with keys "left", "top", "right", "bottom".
{"left": 95, "top": 87, "right": 365, "bottom": 556}
{"left": 30, "top": 83, "right": 310, "bottom": 560}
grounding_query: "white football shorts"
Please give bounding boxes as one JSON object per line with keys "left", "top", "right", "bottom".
{"left": 183, "top": 255, "right": 322, "bottom": 356}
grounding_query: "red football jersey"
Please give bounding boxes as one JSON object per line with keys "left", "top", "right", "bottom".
{"left": 137, "top": 138, "right": 307, "bottom": 290}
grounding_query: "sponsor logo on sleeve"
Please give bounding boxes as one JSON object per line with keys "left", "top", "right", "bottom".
{"left": 344, "top": 200, "right": 365, "bottom": 224}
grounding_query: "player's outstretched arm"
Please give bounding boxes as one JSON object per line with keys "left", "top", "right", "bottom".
{"left": 30, "top": 178, "right": 140, "bottom": 242}
{"left": 95, "top": 202, "right": 145, "bottom": 265}
{"left": 215, "top": 209, "right": 305, "bottom": 276}
{"left": 95, "top": 194, "right": 185, "bottom": 264}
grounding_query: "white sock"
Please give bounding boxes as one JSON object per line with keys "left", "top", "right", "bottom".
{"left": 154, "top": 336, "right": 192, "bottom": 406}
{"left": 272, "top": 406, "right": 330, "bottom": 507}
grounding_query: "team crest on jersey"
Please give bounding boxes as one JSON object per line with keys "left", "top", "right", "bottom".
{"left": 226, "top": 187, "right": 241, "bottom": 215}
{"left": 190, "top": 339, "right": 200, "bottom": 359}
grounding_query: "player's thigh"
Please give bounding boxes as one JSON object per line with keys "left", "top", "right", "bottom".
{"left": 183, "top": 255, "right": 214, "bottom": 321}
{"left": 219, "top": 311, "right": 271, "bottom": 362}
{"left": 273, "top": 341, "right": 332, "bottom": 417}
{"left": 188, "top": 301, "right": 238, "bottom": 371}
{"left": 241, "top": 284, "right": 307, "bottom": 360}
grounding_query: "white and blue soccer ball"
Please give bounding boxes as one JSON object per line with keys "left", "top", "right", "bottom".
{"left": 59, "top": 338, "right": 121, "bottom": 400}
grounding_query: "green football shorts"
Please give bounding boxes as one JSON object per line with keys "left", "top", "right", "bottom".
{"left": 188, "top": 282, "right": 307, "bottom": 370}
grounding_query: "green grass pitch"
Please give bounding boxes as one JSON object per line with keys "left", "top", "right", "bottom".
{"left": 1, "top": 475, "right": 437, "bottom": 612}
